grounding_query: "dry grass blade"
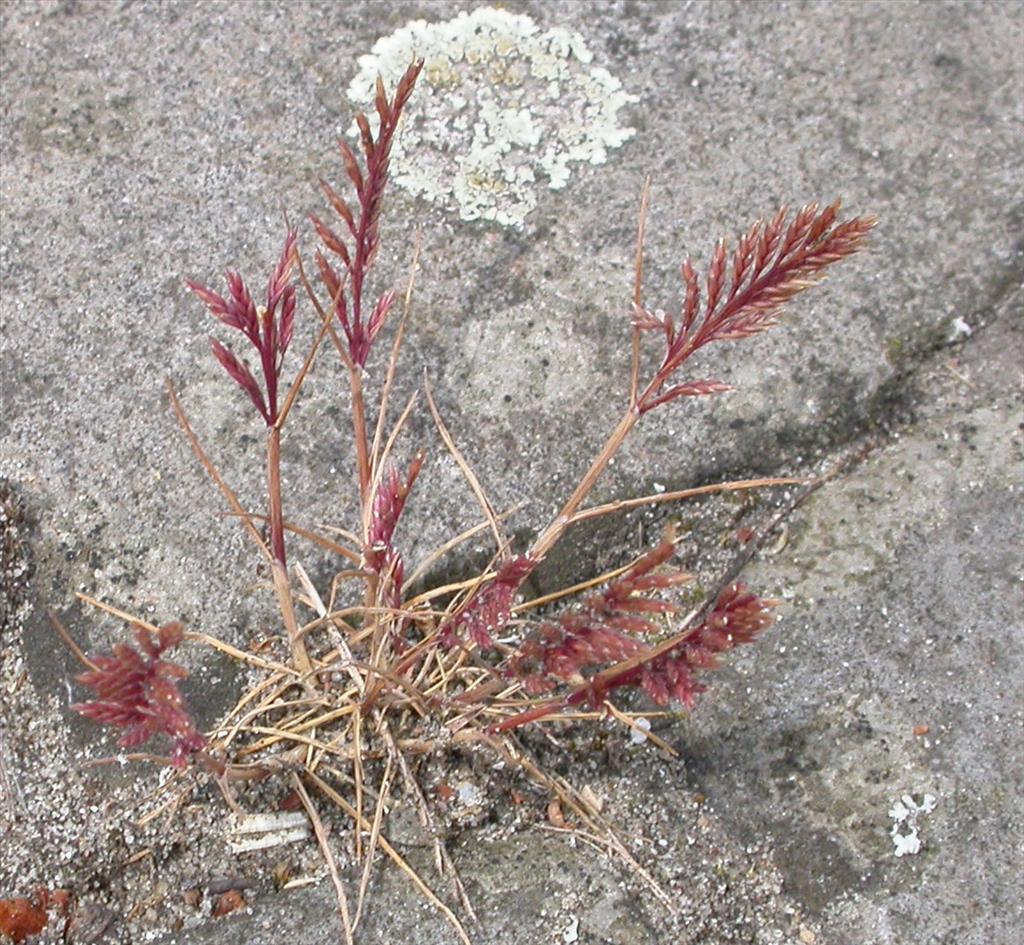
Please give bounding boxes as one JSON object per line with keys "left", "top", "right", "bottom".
{"left": 47, "top": 609, "right": 97, "bottom": 671}
{"left": 75, "top": 593, "right": 300, "bottom": 680}
{"left": 221, "top": 511, "right": 362, "bottom": 564}
{"left": 370, "top": 236, "right": 422, "bottom": 477}
{"left": 237, "top": 726, "right": 340, "bottom": 755}
{"left": 389, "top": 733, "right": 479, "bottom": 925}
{"left": 402, "top": 574, "right": 498, "bottom": 608}
{"left": 403, "top": 505, "right": 522, "bottom": 592}
{"left": 424, "top": 374, "right": 507, "bottom": 558}
{"left": 318, "top": 522, "right": 366, "bottom": 549}
{"left": 353, "top": 752, "right": 394, "bottom": 931}
{"left": 291, "top": 773, "right": 355, "bottom": 945}
{"left": 567, "top": 475, "right": 810, "bottom": 525}
{"left": 275, "top": 301, "right": 333, "bottom": 429}
{"left": 483, "top": 733, "right": 678, "bottom": 913}
{"left": 271, "top": 558, "right": 314, "bottom": 676}
{"left": 188, "top": 631, "right": 299, "bottom": 677}
{"left": 352, "top": 711, "right": 365, "bottom": 860}
{"left": 630, "top": 176, "right": 652, "bottom": 406}
{"left": 213, "top": 676, "right": 296, "bottom": 748}
{"left": 305, "top": 770, "right": 473, "bottom": 945}
{"left": 290, "top": 565, "right": 366, "bottom": 700}
{"left": 217, "top": 696, "right": 325, "bottom": 755}
{"left": 293, "top": 560, "right": 332, "bottom": 629}
{"left": 602, "top": 700, "right": 678, "bottom": 757}
{"left": 74, "top": 593, "right": 161, "bottom": 634}
{"left": 513, "top": 556, "right": 652, "bottom": 614}
{"left": 166, "top": 378, "right": 272, "bottom": 563}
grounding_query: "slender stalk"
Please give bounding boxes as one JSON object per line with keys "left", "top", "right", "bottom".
{"left": 352, "top": 362, "right": 377, "bottom": 668}
{"left": 451, "top": 404, "right": 644, "bottom": 650}
{"left": 528, "top": 406, "right": 640, "bottom": 562}
{"left": 167, "top": 378, "right": 271, "bottom": 564}
{"left": 272, "top": 560, "right": 312, "bottom": 678}
{"left": 349, "top": 365, "right": 372, "bottom": 513}
{"left": 566, "top": 475, "right": 809, "bottom": 525}
{"left": 266, "top": 426, "right": 313, "bottom": 676}
{"left": 369, "top": 238, "right": 421, "bottom": 476}
{"left": 630, "top": 177, "right": 652, "bottom": 408}
{"left": 47, "top": 610, "right": 98, "bottom": 671}
{"left": 355, "top": 363, "right": 377, "bottom": 611}
{"left": 267, "top": 426, "right": 287, "bottom": 567}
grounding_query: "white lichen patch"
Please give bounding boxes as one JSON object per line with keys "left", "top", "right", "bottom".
{"left": 888, "top": 792, "right": 937, "bottom": 857}
{"left": 346, "top": 7, "right": 637, "bottom": 227}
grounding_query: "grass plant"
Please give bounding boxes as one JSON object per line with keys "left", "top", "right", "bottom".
{"left": 61, "top": 61, "right": 876, "bottom": 941}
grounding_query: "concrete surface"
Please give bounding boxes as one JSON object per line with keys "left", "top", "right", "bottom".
{"left": 1, "top": 1, "right": 1021, "bottom": 943}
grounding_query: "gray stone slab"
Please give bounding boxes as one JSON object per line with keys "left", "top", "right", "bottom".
{"left": 687, "top": 304, "right": 1024, "bottom": 944}
{"left": 1, "top": 1, "right": 1021, "bottom": 943}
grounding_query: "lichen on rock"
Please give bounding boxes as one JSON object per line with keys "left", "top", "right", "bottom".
{"left": 346, "top": 7, "right": 637, "bottom": 227}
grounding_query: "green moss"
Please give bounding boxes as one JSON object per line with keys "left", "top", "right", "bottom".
{"left": 884, "top": 335, "right": 906, "bottom": 367}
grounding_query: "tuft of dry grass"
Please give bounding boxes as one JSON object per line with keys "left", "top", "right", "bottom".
{"left": 63, "top": 60, "right": 876, "bottom": 941}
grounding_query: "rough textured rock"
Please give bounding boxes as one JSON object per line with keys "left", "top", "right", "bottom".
{"left": 1, "top": 2, "right": 1021, "bottom": 943}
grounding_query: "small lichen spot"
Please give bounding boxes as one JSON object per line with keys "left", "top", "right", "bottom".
{"left": 346, "top": 7, "right": 637, "bottom": 227}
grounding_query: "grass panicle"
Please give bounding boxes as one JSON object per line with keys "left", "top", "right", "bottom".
{"left": 72, "top": 622, "right": 207, "bottom": 768}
